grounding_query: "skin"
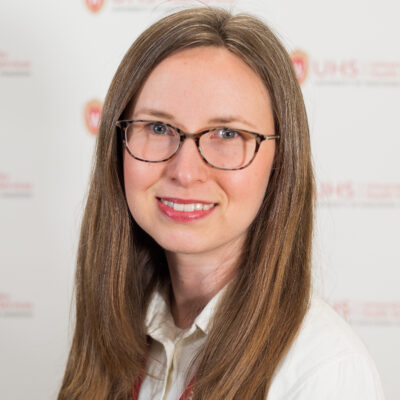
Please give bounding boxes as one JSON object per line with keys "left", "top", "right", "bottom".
{"left": 123, "top": 46, "right": 276, "bottom": 328}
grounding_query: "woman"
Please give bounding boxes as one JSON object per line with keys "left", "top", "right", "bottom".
{"left": 58, "top": 7, "right": 384, "bottom": 400}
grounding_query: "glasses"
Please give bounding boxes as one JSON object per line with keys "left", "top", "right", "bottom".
{"left": 116, "top": 119, "right": 279, "bottom": 170}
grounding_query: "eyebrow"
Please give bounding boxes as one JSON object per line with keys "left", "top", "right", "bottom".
{"left": 133, "top": 108, "right": 257, "bottom": 129}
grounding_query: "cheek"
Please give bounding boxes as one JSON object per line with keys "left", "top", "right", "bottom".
{"left": 252, "top": 144, "right": 276, "bottom": 193}
{"left": 222, "top": 169, "right": 270, "bottom": 215}
{"left": 225, "top": 150, "right": 274, "bottom": 214}
{"left": 123, "top": 155, "right": 159, "bottom": 210}
{"left": 123, "top": 158, "right": 139, "bottom": 204}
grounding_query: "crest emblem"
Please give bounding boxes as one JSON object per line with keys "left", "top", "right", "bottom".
{"left": 84, "top": 99, "right": 103, "bottom": 135}
{"left": 290, "top": 49, "right": 309, "bottom": 84}
{"left": 85, "top": 0, "right": 104, "bottom": 13}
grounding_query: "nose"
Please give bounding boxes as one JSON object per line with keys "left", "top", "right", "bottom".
{"left": 165, "top": 137, "right": 209, "bottom": 186}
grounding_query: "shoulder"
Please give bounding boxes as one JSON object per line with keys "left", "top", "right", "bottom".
{"left": 268, "top": 294, "right": 385, "bottom": 400}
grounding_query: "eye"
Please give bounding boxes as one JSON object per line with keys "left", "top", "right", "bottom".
{"left": 215, "top": 128, "right": 240, "bottom": 139}
{"left": 146, "top": 121, "right": 170, "bottom": 135}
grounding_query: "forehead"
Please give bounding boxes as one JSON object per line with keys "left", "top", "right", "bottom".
{"left": 131, "top": 46, "right": 272, "bottom": 130}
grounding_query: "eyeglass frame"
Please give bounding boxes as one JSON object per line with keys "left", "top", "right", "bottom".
{"left": 116, "top": 119, "right": 280, "bottom": 171}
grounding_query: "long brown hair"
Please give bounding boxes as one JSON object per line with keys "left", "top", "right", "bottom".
{"left": 58, "top": 7, "right": 314, "bottom": 399}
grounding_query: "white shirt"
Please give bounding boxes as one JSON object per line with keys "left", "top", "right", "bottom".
{"left": 138, "top": 288, "right": 385, "bottom": 400}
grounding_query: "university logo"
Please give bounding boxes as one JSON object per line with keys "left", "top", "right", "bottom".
{"left": 0, "top": 292, "right": 34, "bottom": 318}
{"left": 290, "top": 49, "right": 309, "bottom": 85}
{"left": 85, "top": 0, "right": 105, "bottom": 13}
{"left": 84, "top": 99, "right": 103, "bottom": 135}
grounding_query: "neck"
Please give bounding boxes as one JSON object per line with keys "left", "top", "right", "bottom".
{"left": 166, "top": 249, "right": 239, "bottom": 329}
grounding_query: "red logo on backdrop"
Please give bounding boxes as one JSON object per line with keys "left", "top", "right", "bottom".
{"left": 84, "top": 99, "right": 103, "bottom": 135}
{"left": 332, "top": 299, "right": 400, "bottom": 325}
{"left": 290, "top": 49, "right": 309, "bottom": 85}
{"left": 0, "top": 292, "right": 34, "bottom": 317}
{"left": 85, "top": 0, "right": 105, "bottom": 12}
{"left": 0, "top": 50, "right": 31, "bottom": 77}
{"left": 317, "top": 181, "right": 400, "bottom": 207}
{"left": 0, "top": 171, "right": 33, "bottom": 197}
{"left": 290, "top": 48, "right": 400, "bottom": 86}
{"left": 110, "top": 0, "right": 234, "bottom": 12}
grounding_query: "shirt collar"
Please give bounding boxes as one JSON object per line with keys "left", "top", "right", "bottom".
{"left": 145, "top": 283, "right": 228, "bottom": 340}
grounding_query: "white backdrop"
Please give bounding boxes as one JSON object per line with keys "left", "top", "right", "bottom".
{"left": 0, "top": 0, "right": 399, "bottom": 399}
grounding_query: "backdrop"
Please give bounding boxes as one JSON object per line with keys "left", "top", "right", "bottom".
{"left": 0, "top": 0, "right": 399, "bottom": 399}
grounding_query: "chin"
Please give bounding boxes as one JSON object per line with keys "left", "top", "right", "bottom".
{"left": 153, "top": 234, "right": 207, "bottom": 255}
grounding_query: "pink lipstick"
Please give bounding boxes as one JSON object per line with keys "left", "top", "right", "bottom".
{"left": 156, "top": 197, "right": 217, "bottom": 222}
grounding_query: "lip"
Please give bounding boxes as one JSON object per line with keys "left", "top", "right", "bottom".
{"left": 156, "top": 197, "right": 217, "bottom": 223}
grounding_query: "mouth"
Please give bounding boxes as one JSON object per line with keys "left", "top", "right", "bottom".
{"left": 158, "top": 197, "right": 216, "bottom": 212}
{"left": 156, "top": 197, "right": 217, "bottom": 221}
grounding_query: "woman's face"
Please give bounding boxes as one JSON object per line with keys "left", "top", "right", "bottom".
{"left": 123, "top": 46, "right": 275, "bottom": 260}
